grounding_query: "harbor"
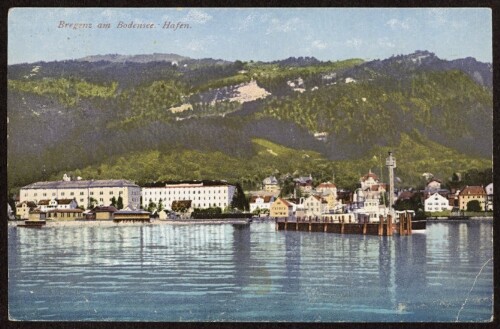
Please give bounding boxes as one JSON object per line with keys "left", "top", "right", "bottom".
{"left": 7, "top": 220, "right": 493, "bottom": 322}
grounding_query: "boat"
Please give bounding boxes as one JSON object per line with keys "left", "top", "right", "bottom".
{"left": 411, "top": 220, "right": 427, "bottom": 231}
{"left": 17, "top": 220, "right": 46, "bottom": 228}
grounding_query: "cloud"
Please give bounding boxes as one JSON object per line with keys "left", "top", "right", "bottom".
{"left": 378, "top": 37, "right": 395, "bottom": 48}
{"left": 183, "top": 9, "right": 212, "bottom": 24}
{"left": 266, "top": 17, "right": 301, "bottom": 34}
{"left": 386, "top": 18, "right": 410, "bottom": 30}
{"left": 346, "top": 38, "right": 363, "bottom": 48}
{"left": 311, "top": 40, "right": 327, "bottom": 49}
{"left": 184, "top": 36, "right": 217, "bottom": 52}
{"left": 231, "top": 14, "right": 257, "bottom": 31}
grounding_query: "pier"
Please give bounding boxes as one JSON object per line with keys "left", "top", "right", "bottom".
{"left": 276, "top": 212, "right": 414, "bottom": 236}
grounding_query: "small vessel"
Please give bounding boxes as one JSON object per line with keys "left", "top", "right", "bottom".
{"left": 411, "top": 220, "right": 427, "bottom": 231}
{"left": 17, "top": 220, "right": 46, "bottom": 228}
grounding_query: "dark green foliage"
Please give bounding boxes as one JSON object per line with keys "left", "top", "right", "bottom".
{"left": 394, "top": 192, "right": 424, "bottom": 213}
{"left": 117, "top": 196, "right": 124, "bottom": 210}
{"left": 466, "top": 200, "right": 482, "bottom": 212}
{"left": 171, "top": 200, "right": 192, "bottom": 213}
{"left": 88, "top": 197, "right": 98, "bottom": 209}
{"left": 192, "top": 207, "right": 222, "bottom": 216}
{"left": 231, "top": 183, "right": 249, "bottom": 211}
{"left": 110, "top": 196, "right": 117, "bottom": 207}
{"left": 6, "top": 54, "right": 492, "bottom": 194}
{"left": 147, "top": 200, "right": 157, "bottom": 213}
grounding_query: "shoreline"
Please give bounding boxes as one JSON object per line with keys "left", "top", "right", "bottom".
{"left": 8, "top": 218, "right": 251, "bottom": 227}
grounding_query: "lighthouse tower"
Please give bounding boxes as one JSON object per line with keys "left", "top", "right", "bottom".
{"left": 385, "top": 151, "right": 396, "bottom": 217}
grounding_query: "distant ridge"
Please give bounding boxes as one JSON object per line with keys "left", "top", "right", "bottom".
{"left": 77, "top": 53, "right": 191, "bottom": 63}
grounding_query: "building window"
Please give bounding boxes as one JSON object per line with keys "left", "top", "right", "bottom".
{"left": 70, "top": 192, "right": 74, "bottom": 196}
{"left": 90, "top": 192, "right": 94, "bottom": 196}
{"left": 61, "top": 192, "right": 65, "bottom": 196}
{"left": 80, "top": 192, "right": 84, "bottom": 195}
{"left": 100, "top": 191, "right": 104, "bottom": 195}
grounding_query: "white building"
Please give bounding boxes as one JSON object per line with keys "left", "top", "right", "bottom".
{"left": 303, "top": 195, "right": 328, "bottom": 217}
{"left": 425, "top": 192, "right": 452, "bottom": 212}
{"left": 141, "top": 181, "right": 236, "bottom": 210}
{"left": 37, "top": 198, "right": 78, "bottom": 212}
{"left": 352, "top": 189, "right": 387, "bottom": 222}
{"left": 20, "top": 176, "right": 141, "bottom": 210}
{"left": 249, "top": 195, "right": 275, "bottom": 213}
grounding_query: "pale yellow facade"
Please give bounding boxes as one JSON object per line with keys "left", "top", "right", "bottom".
{"left": 270, "top": 198, "right": 292, "bottom": 218}
{"left": 20, "top": 179, "right": 141, "bottom": 209}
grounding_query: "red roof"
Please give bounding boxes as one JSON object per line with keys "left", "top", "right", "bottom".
{"left": 361, "top": 170, "right": 378, "bottom": 182}
{"left": 459, "top": 186, "right": 486, "bottom": 196}
{"left": 277, "top": 198, "right": 293, "bottom": 207}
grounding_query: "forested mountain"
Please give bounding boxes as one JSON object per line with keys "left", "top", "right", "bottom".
{"left": 7, "top": 51, "right": 492, "bottom": 192}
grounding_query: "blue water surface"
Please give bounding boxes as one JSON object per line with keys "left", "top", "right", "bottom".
{"left": 8, "top": 220, "right": 493, "bottom": 322}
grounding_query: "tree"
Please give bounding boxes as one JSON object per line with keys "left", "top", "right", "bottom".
{"left": 171, "top": 200, "right": 192, "bottom": 214}
{"left": 110, "top": 196, "right": 117, "bottom": 207}
{"left": 147, "top": 200, "right": 157, "bottom": 213}
{"left": 88, "top": 197, "right": 98, "bottom": 209}
{"left": 157, "top": 198, "right": 163, "bottom": 212}
{"left": 231, "top": 182, "right": 249, "bottom": 211}
{"left": 117, "top": 196, "right": 124, "bottom": 210}
{"left": 466, "top": 200, "right": 482, "bottom": 212}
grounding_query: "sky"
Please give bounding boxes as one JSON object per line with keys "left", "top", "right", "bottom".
{"left": 8, "top": 7, "right": 493, "bottom": 65}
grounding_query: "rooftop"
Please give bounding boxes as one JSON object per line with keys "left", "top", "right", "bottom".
{"left": 22, "top": 179, "right": 139, "bottom": 189}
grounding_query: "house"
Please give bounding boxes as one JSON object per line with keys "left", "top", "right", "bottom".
{"left": 360, "top": 170, "right": 386, "bottom": 203}
{"left": 46, "top": 208, "right": 84, "bottom": 220}
{"left": 249, "top": 195, "right": 275, "bottom": 213}
{"left": 269, "top": 197, "right": 294, "bottom": 220}
{"left": 38, "top": 198, "right": 79, "bottom": 212}
{"left": 303, "top": 195, "right": 328, "bottom": 217}
{"left": 447, "top": 189, "right": 460, "bottom": 208}
{"left": 458, "top": 186, "right": 487, "bottom": 211}
{"left": 262, "top": 176, "right": 280, "bottom": 193}
{"left": 28, "top": 209, "right": 47, "bottom": 221}
{"left": 90, "top": 206, "right": 118, "bottom": 220}
{"left": 315, "top": 182, "right": 337, "bottom": 210}
{"left": 425, "top": 192, "right": 452, "bottom": 212}
{"left": 114, "top": 208, "right": 151, "bottom": 222}
{"left": 16, "top": 201, "right": 37, "bottom": 220}
{"left": 294, "top": 175, "right": 313, "bottom": 194}
{"left": 485, "top": 183, "right": 493, "bottom": 211}
{"left": 360, "top": 169, "right": 380, "bottom": 190}
{"left": 315, "top": 182, "right": 337, "bottom": 195}
{"left": 426, "top": 178, "right": 442, "bottom": 191}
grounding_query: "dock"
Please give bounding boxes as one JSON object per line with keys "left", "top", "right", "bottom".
{"left": 276, "top": 212, "right": 414, "bottom": 236}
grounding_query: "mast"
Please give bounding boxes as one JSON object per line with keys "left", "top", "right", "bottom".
{"left": 385, "top": 151, "right": 396, "bottom": 217}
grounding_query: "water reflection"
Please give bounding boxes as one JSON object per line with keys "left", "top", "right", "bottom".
{"left": 8, "top": 221, "right": 493, "bottom": 322}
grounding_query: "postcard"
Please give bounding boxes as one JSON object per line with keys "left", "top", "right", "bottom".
{"left": 6, "top": 7, "right": 494, "bottom": 323}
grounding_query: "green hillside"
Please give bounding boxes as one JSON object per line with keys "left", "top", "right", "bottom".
{"left": 7, "top": 52, "right": 492, "bottom": 193}
{"left": 44, "top": 136, "right": 490, "bottom": 192}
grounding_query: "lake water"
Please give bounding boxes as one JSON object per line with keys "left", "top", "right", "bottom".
{"left": 8, "top": 220, "right": 493, "bottom": 322}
